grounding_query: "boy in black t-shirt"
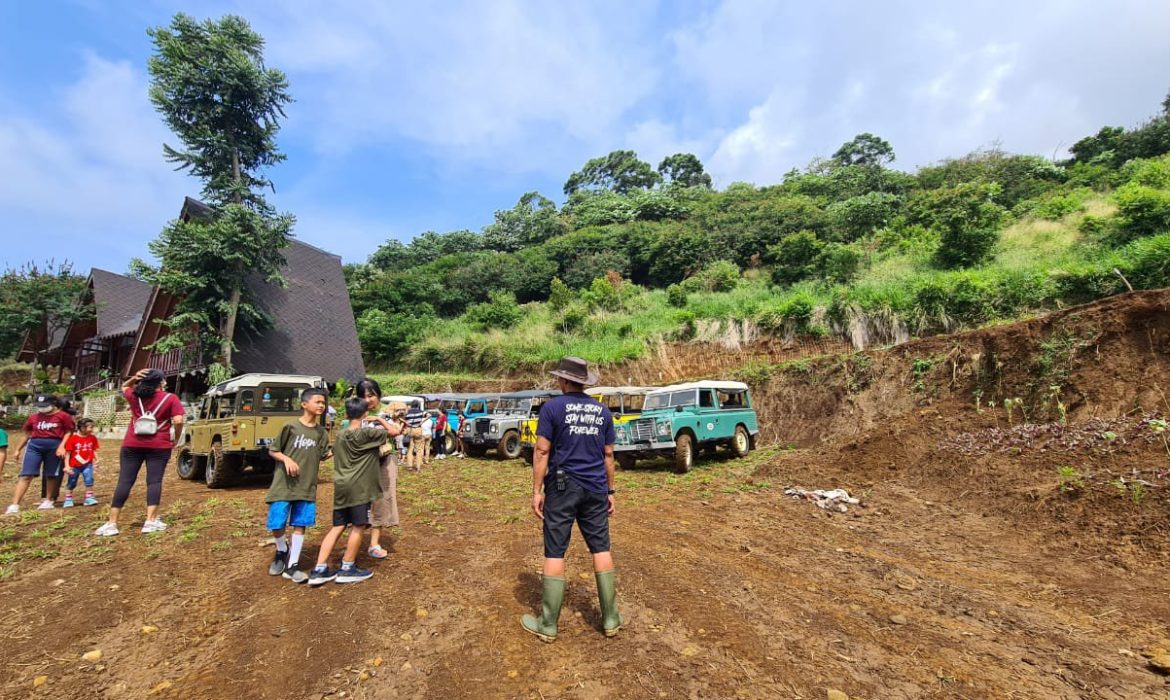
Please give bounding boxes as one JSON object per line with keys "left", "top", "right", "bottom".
{"left": 265, "top": 388, "right": 331, "bottom": 584}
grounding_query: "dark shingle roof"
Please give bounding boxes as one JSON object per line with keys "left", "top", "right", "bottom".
{"left": 232, "top": 239, "right": 366, "bottom": 384}
{"left": 91, "top": 269, "right": 153, "bottom": 339}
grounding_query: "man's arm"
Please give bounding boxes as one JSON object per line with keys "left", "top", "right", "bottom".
{"left": 531, "top": 436, "right": 551, "bottom": 520}
{"left": 604, "top": 444, "right": 615, "bottom": 515}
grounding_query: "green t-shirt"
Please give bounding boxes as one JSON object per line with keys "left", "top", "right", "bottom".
{"left": 265, "top": 421, "right": 330, "bottom": 503}
{"left": 332, "top": 426, "right": 388, "bottom": 509}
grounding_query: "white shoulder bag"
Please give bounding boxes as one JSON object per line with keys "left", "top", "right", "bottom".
{"left": 134, "top": 395, "right": 161, "bottom": 436}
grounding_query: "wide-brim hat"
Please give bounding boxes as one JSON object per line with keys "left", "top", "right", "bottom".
{"left": 549, "top": 356, "right": 599, "bottom": 386}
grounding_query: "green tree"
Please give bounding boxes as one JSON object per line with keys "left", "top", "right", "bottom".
{"left": 146, "top": 13, "right": 294, "bottom": 375}
{"left": 766, "top": 231, "right": 824, "bottom": 286}
{"left": 483, "top": 192, "right": 563, "bottom": 251}
{"left": 548, "top": 277, "right": 574, "bottom": 311}
{"left": 564, "top": 150, "right": 660, "bottom": 196}
{"left": 928, "top": 182, "right": 1006, "bottom": 268}
{"left": 832, "top": 133, "right": 895, "bottom": 167}
{"left": 657, "top": 153, "right": 712, "bottom": 189}
{"left": 0, "top": 262, "right": 92, "bottom": 382}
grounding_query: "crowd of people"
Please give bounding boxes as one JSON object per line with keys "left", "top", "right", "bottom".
{"left": 1, "top": 357, "right": 621, "bottom": 641}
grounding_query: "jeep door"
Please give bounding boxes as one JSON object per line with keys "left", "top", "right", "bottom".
{"left": 697, "top": 389, "right": 734, "bottom": 441}
{"left": 191, "top": 397, "right": 215, "bottom": 453}
{"left": 717, "top": 389, "right": 759, "bottom": 435}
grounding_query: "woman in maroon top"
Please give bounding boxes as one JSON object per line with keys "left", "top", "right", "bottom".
{"left": 94, "top": 368, "right": 185, "bottom": 537}
{"left": 5, "top": 395, "right": 74, "bottom": 515}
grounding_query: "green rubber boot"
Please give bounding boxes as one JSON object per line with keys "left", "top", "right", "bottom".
{"left": 521, "top": 575, "right": 565, "bottom": 643}
{"left": 596, "top": 569, "right": 621, "bottom": 637}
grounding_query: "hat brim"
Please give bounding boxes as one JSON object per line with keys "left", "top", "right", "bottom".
{"left": 549, "top": 369, "right": 599, "bottom": 386}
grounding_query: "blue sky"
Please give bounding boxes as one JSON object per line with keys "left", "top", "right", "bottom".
{"left": 2, "top": 0, "right": 1169, "bottom": 272}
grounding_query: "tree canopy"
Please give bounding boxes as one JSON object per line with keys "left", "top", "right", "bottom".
{"left": 564, "top": 150, "right": 660, "bottom": 196}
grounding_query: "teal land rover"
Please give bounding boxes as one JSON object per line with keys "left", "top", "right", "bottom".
{"left": 612, "top": 380, "right": 759, "bottom": 472}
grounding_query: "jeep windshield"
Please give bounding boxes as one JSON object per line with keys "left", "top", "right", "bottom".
{"left": 492, "top": 399, "right": 529, "bottom": 414}
{"left": 643, "top": 390, "right": 696, "bottom": 411}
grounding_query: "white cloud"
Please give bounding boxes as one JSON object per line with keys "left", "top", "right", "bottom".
{"left": 245, "top": 0, "right": 660, "bottom": 173}
{"left": 0, "top": 52, "right": 187, "bottom": 238}
{"left": 708, "top": 92, "right": 802, "bottom": 186}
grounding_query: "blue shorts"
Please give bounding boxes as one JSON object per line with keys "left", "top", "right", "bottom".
{"left": 266, "top": 500, "right": 317, "bottom": 530}
{"left": 66, "top": 463, "right": 95, "bottom": 489}
{"left": 20, "top": 438, "right": 63, "bottom": 479}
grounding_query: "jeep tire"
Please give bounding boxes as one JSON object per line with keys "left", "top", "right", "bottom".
{"left": 176, "top": 449, "right": 205, "bottom": 480}
{"left": 205, "top": 441, "right": 232, "bottom": 489}
{"left": 731, "top": 425, "right": 751, "bottom": 458}
{"left": 499, "top": 430, "right": 522, "bottom": 460}
{"left": 617, "top": 454, "right": 636, "bottom": 471}
{"left": 444, "top": 433, "right": 457, "bottom": 456}
{"left": 673, "top": 433, "right": 694, "bottom": 473}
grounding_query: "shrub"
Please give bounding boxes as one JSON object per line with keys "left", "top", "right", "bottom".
{"left": 648, "top": 225, "right": 713, "bottom": 286}
{"left": 464, "top": 291, "right": 523, "bottom": 330}
{"left": 666, "top": 283, "right": 688, "bottom": 308}
{"left": 930, "top": 183, "right": 1006, "bottom": 269}
{"left": 559, "top": 304, "right": 588, "bottom": 334}
{"left": 562, "top": 250, "right": 630, "bottom": 289}
{"left": 767, "top": 230, "right": 824, "bottom": 285}
{"left": 697, "top": 259, "right": 740, "bottom": 292}
{"left": 821, "top": 243, "right": 862, "bottom": 283}
{"left": 1120, "top": 232, "right": 1170, "bottom": 288}
{"left": 548, "top": 277, "right": 573, "bottom": 311}
{"left": 756, "top": 292, "right": 817, "bottom": 334}
{"left": 580, "top": 276, "right": 623, "bottom": 312}
{"left": 356, "top": 309, "right": 430, "bottom": 361}
{"left": 1114, "top": 182, "right": 1170, "bottom": 242}
{"left": 825, "top": 191, "right": 901, "bottom": 242}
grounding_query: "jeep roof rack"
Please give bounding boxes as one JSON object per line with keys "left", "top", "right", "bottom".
{"left": 647, "top": 380, "right": 750, "bottom": 394}
{"left": 589, "top": 386, "right": 653, "bottom": 396}
{"left": 206, "top": 373, "right": 327, "bottom": 396}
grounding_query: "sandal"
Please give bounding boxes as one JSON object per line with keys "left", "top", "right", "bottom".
{"left": 368, "top": 545, "right": 389, "bottom": 559}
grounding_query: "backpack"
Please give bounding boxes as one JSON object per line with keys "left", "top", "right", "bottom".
{"left": 134, "top": 394, "right": 164, "bottom": 436}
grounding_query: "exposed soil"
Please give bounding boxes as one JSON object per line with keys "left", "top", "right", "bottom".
{"left": 1, "top": 290, "right": 1169, "bottom": 699}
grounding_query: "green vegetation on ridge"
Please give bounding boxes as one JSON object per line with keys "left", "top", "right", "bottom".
{"left": 349, "top": 90, "right": 1170, "bottom": 373}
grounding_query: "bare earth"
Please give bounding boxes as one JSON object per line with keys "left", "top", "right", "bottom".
{"left": 2, "top": 290, "right": 1170, "bottom": 699}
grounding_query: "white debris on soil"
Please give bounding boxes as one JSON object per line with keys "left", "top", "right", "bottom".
{"left": 784, "top": 487, "right": 860, "bottom": 513}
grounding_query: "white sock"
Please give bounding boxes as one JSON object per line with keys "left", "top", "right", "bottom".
{"left": 288, "top": 533, "right": 304, "bottom": 566}
{"left": 274, "top": 536, "right": 288, "bottom": 553}
{"left": 342, "top": 560, "right": 354, "bottom": 570}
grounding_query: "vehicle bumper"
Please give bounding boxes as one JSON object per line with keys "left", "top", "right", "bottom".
{"left": 467, "top": 434, "right": 500, "bottom": 448}
{"left": 614, "top": 439, "right": 676, "bottom": 454}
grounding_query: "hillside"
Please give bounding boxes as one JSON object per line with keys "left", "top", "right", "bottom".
{"left": 348, "top": 96, "right": 1170, "bottom": 376}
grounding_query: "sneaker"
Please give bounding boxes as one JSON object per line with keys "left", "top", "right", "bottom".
{"left": 83, "top": 496, "right": 98, "bottom": 507}
{"left": 282, "top": 564, "right": 309, "bottom": 584}
{"left": 4, "top": 504, "right": 17, "bottom": 516}
{"left": 268, "top": 550, "right": 288, "bottom": 576}
{"left": 308, "top": 566, "right": 337, "bottom": 587}
{"left": 63, "top": 498, "right": 75, "bottom": 508}
{"left": 94, "top": 522, "right": 119, "bottom": 537}
{"left": 335, "top": 565, "right": 373, "bottom": 584}
{"left": 141, "top": 519, "right": 168, "bottom": 534}
{"left": 37, "top": 500, "right": 55, "bottom": 510}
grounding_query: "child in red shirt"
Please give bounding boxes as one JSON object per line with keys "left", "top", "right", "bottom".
{"left": 62, "top": 418, "right": 100, "bottom": 507}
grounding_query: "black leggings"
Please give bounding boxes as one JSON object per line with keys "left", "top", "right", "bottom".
{"left": 112, "top": 447, "right": 171, "bottom": 508}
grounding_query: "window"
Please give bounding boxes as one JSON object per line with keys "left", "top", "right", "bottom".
{"left": 199, "top": 398, "right": 214, "bottom": 420}
{"left": 239, "top": 390, "right": 255, "bottom": 414}
{"left": 215, "top": 395, "right": 235, "bottom": 418}
{"left": 699, "top": 390, "right": 715, "bottom": 408}
{"left": 670, "top": 391, "right": 697, "bottom": 408}
{"left": 467, "top": 400, "right": 485, "bottom": 414}
{"left": 622, "top": 394, "right": 645, "bottom": 413}
{"left": 718, "top": 391, "right": 745, "bottom": 408}
{"left": 260, "top": 387, "right": 299, "bottom": 413}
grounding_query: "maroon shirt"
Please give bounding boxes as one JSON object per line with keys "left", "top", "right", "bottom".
{"left": 23, "top": 410, "right": 75, "bottom": 440}
{"left": 122, "top": 388, "right": 183, "bottom": 450}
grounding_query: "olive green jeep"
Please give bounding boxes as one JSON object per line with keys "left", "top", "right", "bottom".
{"left": 175, "top": 373, "right": 328, "bottom": 488}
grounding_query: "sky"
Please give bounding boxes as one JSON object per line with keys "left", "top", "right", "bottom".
{"left": 2, "top": 0, "right": 1169, "bottom": 272}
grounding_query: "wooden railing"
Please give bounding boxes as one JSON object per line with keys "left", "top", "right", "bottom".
{"left": 148, "top": 342, "right": 204, "bottom": 375}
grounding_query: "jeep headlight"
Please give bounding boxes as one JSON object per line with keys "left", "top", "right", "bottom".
{"left": 656, "top": 420, "right": 671, "bottom": 437}
{"left": 489, "top": 424, "right": 498, "bottom": 434}
{"left": 615, "top": 428, "right": 629, "bottom": 445}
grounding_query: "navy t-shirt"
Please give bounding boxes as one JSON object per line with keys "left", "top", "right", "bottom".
{"left": 535, "top": 393, "right": 615, "bottom": 494}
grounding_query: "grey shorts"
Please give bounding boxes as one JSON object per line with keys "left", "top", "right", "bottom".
{"left": 543, "top": 476, "right": 611, "bottom": 558}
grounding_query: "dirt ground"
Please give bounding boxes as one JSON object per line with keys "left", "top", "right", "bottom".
{"left": 2, "top": 290, "right": 1169, "bottom": 699}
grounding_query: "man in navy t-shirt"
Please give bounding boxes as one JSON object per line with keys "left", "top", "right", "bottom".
{"left": 521, "top": 357, "right": 621, "bottom": 642}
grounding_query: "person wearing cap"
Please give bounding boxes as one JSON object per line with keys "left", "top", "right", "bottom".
{"left": 5, "top": 394, "right": 75, "bottom": 514}
{"left": 521, "top": 356, "right": 621, "bottom": 642}
{"left": 94, "top": 368, "right": 184, "bottom": 536}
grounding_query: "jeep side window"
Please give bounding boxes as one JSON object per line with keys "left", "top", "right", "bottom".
{"left": 699, "top": 390, "right": 715, "bottom": 408}
{"left": 199, "top": 398, "right": 213, "bottom": 420}
{"left": 240, "top": 390, "right": 255, "bottom": 414}
{"left": 623, "top": 394, "right": 645, "bottom": 413}
{"left": 718, "top": 391, "right": 744, "bottom": 408}
{"left": 216, "top": 395, "right": 235, "bottom": 418}
{"left": 670, "top": 391, "right": 696, "bottom": 408}
{"left": 468, "top": 401, "right": 484, "bottom": 414}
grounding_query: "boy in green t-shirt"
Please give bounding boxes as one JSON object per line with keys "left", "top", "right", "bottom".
{"left": 265, "top": 388, "right": 331, "bottom": 584}
{"left": 308, "top": 397, "right": 392, "bottom": 586}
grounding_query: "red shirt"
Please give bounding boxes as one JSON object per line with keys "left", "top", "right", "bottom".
{"left": 23, "top": 410, "right": 75, "bottom": 440}
{"left": 64, "top": 434, "right": 100, "bottom": 467}
{"left": 122, "top": 389, "right": 183, "bottom": 450}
